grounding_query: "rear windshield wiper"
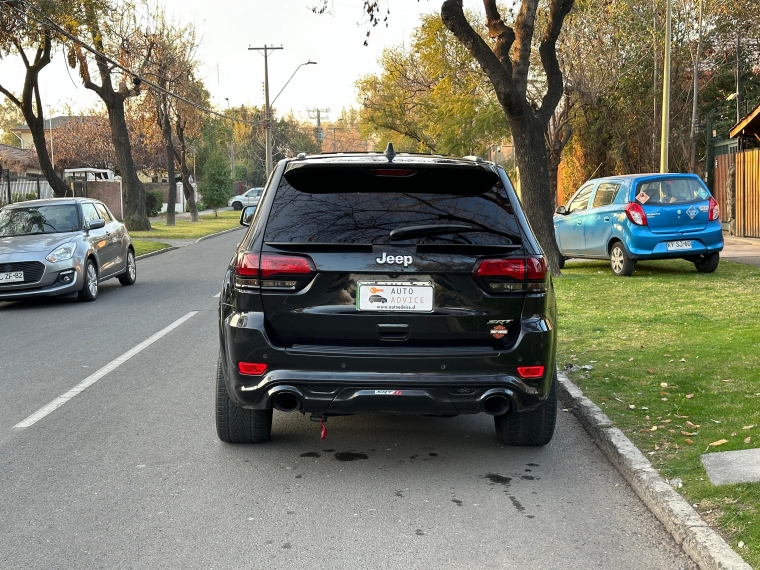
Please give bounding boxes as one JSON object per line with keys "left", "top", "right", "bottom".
{"left": 389, "top": 224, "right": 475, "bottom": 241}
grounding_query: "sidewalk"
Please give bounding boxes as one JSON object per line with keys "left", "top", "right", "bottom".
{"left": 148, "top": 206, "right": 233, "bottom": 223}
{"left": 138, "top": 207, "right": 239, "bottom": 249}
{"left": 722, "top": 233, "right": 760, "bottom": 268}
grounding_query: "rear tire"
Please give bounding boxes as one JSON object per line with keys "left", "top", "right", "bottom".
{"left": 77, "top": 259, "right": 98, "bottom": 302}
{"left": 118, "top": 249, "right": 136, "bottom": 286}
{"left": 609, "top": 241, "right": 635, "bottom": 276}
{"left": 494, "top": 372, "right": 557, "bottom": 446}
{"left": 558, "top": 255, "right": 566, "bottom": 270}
{"left": 216, "top": 354, "right": 272, "bottom": 443}
{"left": 232, "top": 202, "right": 243, "bottom": 211}
{"left": 694, "top": 252, "right": 719, "bottom": 273}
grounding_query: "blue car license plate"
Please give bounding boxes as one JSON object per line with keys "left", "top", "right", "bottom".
{"left": 666, "top": 240, "right": 692, "bottom": 251}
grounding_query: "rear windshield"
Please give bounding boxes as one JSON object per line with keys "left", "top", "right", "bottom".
{"left": 263, "top": 181, "right": 523, "bottom": 245}
{"left": 635, "top": 177, "right": 710, "bottom": 205}
{"left": 0, "top": 205, "right": 79, "bottom": 237}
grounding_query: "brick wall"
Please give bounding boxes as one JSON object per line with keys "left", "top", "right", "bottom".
{"left": 87, "top": 181, "right": 124, "bottom": 220}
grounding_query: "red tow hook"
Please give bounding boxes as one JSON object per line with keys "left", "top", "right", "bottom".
{"left": 311, "top": 414, "right": 328, "bottom": 440}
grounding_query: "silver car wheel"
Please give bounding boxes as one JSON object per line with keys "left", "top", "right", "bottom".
{"left": 610, "top": 248, "right": 624, "bottom": 274}
{"left": 127, "top": 252, "right": 136, "bottom": 280}
{"left": 87, "top": 263, "right": 98, "bottom": 297}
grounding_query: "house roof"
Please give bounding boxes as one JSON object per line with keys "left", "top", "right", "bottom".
{"left": 729, "top": 102, "right": 760, "bottom": 139}
{"left": 0, "top": 143, "right": 39, "bottom": 169}
{"left": 11, "top": 115, "right": 78, "bottom": 132}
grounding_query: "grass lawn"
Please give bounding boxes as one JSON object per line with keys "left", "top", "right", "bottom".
{"left": 133, "top": 240, "right": 172, "bottom": 257}
{"left": 129, "top": 210, "right": 241, "bottom": 240}
{"left": 555, "top": 258, "right": 760, "bottom": 567}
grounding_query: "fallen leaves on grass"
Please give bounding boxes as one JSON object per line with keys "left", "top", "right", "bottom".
{"left": 745, "top": 437, "right": 752, "bottom": 444}
{"left": 685, "top": 394, "right": 695, "bottom": 399}
{"left": 708, "top": 439, "right": 728, "bottom": 447}
{"left": 682, "top": 431, "right": 698, "bottom": 436}
{"left": 684, "top": 438, "right": 695, "bottom": 445}
{"left": 743, "top": 425, "right": 755, "bottom": 430}
{"left": 647, "top": 368, "right": 656, "bottom": 374}
{"left": 685, "top": 421, "right": 700, "bottom": 429}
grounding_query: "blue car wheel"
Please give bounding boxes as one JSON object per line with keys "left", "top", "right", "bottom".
{"left": 610, "top": 242, "right": 635, "bottom": 276}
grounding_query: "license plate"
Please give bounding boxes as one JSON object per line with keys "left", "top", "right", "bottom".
{"left": 0, "top": 270, "right": 24, "bottom": 283}
{"left": 666, "top": 240, "right": 692, "bottom": 251}
{"left": 357, "top": 281, "right": 433, "bottom": 312}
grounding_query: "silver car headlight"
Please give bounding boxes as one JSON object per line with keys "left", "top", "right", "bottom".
{"left": 46, "top": 243, "right": 77, "bottom": 263}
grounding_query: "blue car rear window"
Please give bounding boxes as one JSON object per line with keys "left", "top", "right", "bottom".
{"left": 635, "top": 177, "right": 709, "bottom": 205}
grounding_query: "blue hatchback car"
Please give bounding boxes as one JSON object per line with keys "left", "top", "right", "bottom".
{"left": 553, "top": 173, "right": 723, "bottom": 276}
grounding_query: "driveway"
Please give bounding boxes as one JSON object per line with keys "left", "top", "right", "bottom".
{"left": 722, "top": 235, "right": 760, "bottom": 268}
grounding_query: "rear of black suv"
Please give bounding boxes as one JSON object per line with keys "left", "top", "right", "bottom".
{"left": 217, "top": 153, "right": 557, "bottom": 445}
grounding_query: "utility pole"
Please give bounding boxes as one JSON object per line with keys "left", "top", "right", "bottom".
{"left": 225, "top": 98, "right": 235, "bottom": 190}
{"left": 659, "top": 0, "right": 672, "bottom": 173}
{"left": 248, "top": 45, "right": 283, "bottom": 179}
{"left": 736, "top": 35, "right": 742, "bottom": 124}
{"left": 307, "top": 108, "right": 329, "bottom": 150}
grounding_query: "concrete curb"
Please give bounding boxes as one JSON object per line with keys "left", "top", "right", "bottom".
{"left": 194, "top": 225, "right": 243, "bottom": 243}
{"left": 134, "top": 226, "right": 243, "bottom": 261}
{"left": 135, "top": 246, "right": 178, "bottom": 261}
{"left": 557, "top": 371, "right": 751, "bottom": 570}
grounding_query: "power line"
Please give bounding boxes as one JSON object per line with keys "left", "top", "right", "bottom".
{"left": 0, "top": 0, "right": 265, "bottom": 127}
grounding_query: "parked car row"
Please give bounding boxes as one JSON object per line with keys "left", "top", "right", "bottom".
{"left": 554, "top": 173, "right": 723, "bottom": 276}
{"left": 0, "top": 198, "right": 136, "bottom": 302}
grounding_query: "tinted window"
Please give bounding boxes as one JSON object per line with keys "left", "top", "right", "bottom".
{"left": 94, "top": 203, "right": 111, "bottom": 222}
{"left": 567, "top": 184, "right": 593, "bottom": 214}
{"left": 0, "top": 205, "right": 79, "bottom": 236}
{"left": 81, "top": 203, "right": 99, "bottom": 223}
{"left": 263, "top": 181, "right": 522, "bottom": 245}
{"left": 636, "top": 177, "right": 710, "bottom": 205}
{"left": 592, "top": 183, "right": 621, "bottom": 208}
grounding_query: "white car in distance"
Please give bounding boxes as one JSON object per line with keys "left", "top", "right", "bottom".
{"left": 229, "top": 187, "right": 263, "bottom": 210}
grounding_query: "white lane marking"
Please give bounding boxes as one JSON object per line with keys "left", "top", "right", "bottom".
{"left": 213, "top": 292, "right": 220, "bottom": 298}
{"left": 13, "top": 311, "right": 199, "bottom": 430}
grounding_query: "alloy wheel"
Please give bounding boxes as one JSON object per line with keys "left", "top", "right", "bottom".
{"left": 87, "top": 263, "right": 98, "bottom": 297}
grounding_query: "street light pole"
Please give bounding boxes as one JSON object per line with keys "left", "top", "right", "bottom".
{"left": 248, "top": 45, "right": 283, "bottom": 180}
{"left": 659, "top": 0, "right": 672, "bottom": 173}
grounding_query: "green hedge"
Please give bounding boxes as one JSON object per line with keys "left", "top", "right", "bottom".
{"left": 145, "top": 189, "right": 163, "bottom": 217}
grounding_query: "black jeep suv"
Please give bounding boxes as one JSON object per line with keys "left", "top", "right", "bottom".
{"left": 217, "top": 149, "right": 557, "bottom": 446}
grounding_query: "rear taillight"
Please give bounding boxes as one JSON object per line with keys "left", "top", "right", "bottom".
{"left": 235, "top": 252, "right": 315, "bottom": 290}
{"left": 238, "top": 362, "right": 267, "bottom": 375}
{"left": 708, "top": 196, "right": 720, "bottom": 221}
{"left": 474, "top": 256, "right": 547, "bottom": 292}
{"left": 625, "top": 202, "right": 647, "bottom": 226}
{"left": 517, "top": 365, "right": 545, "bottom": 379}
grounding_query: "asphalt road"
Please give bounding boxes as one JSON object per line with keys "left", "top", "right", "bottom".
{"left": 0, "top": 231, "right": 697, "bottom": 569}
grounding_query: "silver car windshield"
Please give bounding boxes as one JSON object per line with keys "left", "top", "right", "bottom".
{"left": 0, "top": 205, "right": 80, "bottom": 237}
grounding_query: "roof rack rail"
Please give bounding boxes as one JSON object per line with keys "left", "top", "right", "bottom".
{"left": 463, "top": 155, "right": 484, "bottom": 163}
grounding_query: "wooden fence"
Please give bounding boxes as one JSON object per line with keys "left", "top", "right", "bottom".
{"left": 713, "top": 148, "right": 760, "bottom": 238}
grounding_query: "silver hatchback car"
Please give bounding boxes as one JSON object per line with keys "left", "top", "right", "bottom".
{"left": 0, "top": 198, "right": 136, "bottom": 302}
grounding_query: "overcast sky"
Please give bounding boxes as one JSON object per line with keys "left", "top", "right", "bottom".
{"left": 0, "top": 0, "right": 443, "bottom": 123}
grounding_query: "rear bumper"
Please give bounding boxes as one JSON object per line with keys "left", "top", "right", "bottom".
{"left": 219, "top": 308, "right": 556, "bottom": 415}
{"left": 625, "top": 223, "right": 724, "bottom": 259}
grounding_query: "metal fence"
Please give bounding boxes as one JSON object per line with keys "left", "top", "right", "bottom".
{"left": 0, "top": 171, "right": 54, "bottom": 207}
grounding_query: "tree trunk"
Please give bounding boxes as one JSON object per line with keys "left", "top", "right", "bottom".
{"left": 175, "top": 122, "right": 198, "bottom": 222}
{"left": 105, "top": 101, "right": 151, "bottom": 230}
{"left": 0, "top": 35, "right": 69, "bottom": 197}
{"left": 726, "top": 160, "right": 736, "bottom": 236}
{"left": 509, "top": 110, "right": 563, "bottom": 273}
{"left": 161, "top": 108, "right": 177, "bottom": 226}
{"left": 25, "top": 112, "right": 70, "bottom": 197}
